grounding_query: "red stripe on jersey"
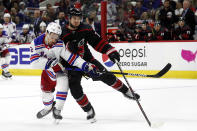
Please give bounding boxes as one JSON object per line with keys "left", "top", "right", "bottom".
{"left": 95, "top": 39, "right": 105, "bottom": 51}
{"left": 78, "top": 29, "right": 93, "bottom": 32}
{"left": 68, "top": 54, "right": 77, "bottom": 65}
{"left": 62, "top": 33, "right": 71, "bottom": 40}
{"left": 30, "top": 55, "right": 39, "bottom": 61}
{"left": 98, "top": 41, "right": 108, "bottom": 52}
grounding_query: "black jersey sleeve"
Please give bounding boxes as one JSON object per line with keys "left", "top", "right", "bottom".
{"left": 84, "top": 24, "right": 114, "bottom": 54}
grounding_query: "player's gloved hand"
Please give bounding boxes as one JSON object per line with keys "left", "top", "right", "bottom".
{"left": 108, "top": 50, "right": 120, "bottom": 63}
{"left": 82, "top": 62, "right": 99, "bottom": 77}
{"left": 45, "top": 57, "right": 64, "bottom": 73}
{"left": 90, "top": 59, "right": 107, "bottom": 73}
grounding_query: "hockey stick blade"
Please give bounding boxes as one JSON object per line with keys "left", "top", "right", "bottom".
{"left": 147, "top": 63, "right": 172, "bottom": 78}
{"left": 102, "top": 63, "right": 172, "bottom": 78}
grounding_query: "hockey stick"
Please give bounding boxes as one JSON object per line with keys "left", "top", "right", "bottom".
{"left": 104, "top": 63, "right": 171, "bottom": 78}
{"left": 115, "top": 61, "right": 152, "bottom": 127}
{"left": 65, "top": 63, "right": 171, "bottom": 78}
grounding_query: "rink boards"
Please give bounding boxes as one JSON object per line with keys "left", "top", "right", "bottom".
{"left": 0, "top": 41, "right": 196, "bottom": 79}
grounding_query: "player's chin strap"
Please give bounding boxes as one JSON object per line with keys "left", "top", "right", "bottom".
{"left": 115, "top": 60, "right": 151, "bottom": 127}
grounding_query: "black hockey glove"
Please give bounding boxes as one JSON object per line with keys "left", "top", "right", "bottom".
{"left": 90, "top": 59, "right": 107, "bottom": 73}
{"left": 45, "top": 58, "right": 58, "bottom": 69}
{"left": 108, "top": 51, "right": 120, "bottom": 63}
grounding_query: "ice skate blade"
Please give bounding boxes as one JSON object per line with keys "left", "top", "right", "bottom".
{"left": 1, "top": 76, "right": 12, "bottom": 80}
{"left": 88, "top": 118, "right": 97, "bottom": 123}
{"left": 151, "top": 121, "right": 164, "bottom": 128}
{"left": 53, "top": 119, "right": 61, "bottom": 125}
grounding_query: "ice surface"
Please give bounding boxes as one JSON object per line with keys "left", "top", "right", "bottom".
{"left": 0, "top": 76, "right": 197, "bottom": 131}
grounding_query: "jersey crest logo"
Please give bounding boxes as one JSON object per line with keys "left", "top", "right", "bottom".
{"left": 77, "top": 39, "right": 85, "bottom": 57}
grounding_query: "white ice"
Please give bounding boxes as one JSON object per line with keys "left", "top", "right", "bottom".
{"left": 0, "top": 76, "right": 197, "bottom": 131}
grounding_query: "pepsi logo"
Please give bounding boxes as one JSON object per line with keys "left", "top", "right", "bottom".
{"left": 102, "top": 54, "right": 114, "bottom": 67}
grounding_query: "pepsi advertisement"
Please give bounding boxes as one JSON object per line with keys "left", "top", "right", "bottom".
{"left": 88, "top": 42, "right": 197, "bottom": 71}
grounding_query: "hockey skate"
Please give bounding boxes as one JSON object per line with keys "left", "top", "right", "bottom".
{"left": 87, "top": 107, "right": 96, "bottom": 123}
{"left": 2, "top": 71, "right": 12, "bottom": 79}
{"left": 52, "top": 107, "right": 62, "bottom": 124}
{"left": 36, "top": 101, "right": 56, "bottom": 119}
{"left": 123, "top": 89, "right": 140, "bottom": 100}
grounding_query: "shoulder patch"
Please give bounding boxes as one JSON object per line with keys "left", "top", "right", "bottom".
{"left": 34, "top": 34, "right": 45, "bottom": 46}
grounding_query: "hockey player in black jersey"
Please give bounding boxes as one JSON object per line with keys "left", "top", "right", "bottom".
{"left": 174, "top": 17, "right": 193, "bottom": 40}
{"left": 60, "top": 8, "right": 140, "bottom": 123}
{"left": 152, "top": 21, "right": 170, "bottom": 40}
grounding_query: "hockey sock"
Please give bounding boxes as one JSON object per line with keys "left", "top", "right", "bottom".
{"left": 55, "top": 91, "right": 68, "bottom": 110}
{"left": 110, "top": 77, "right": 128, "bottom": 93}
{"left": 1, "top": 56, "right": 9, "bottom": 73}
{"left": 76, "top": 94, "right": 92, "bottom": 112}
{"left": 42, "top": 92, "right": 54, "bottom": 110}
{"left": 1, "top": 64, "right": 9, "bottom": 73}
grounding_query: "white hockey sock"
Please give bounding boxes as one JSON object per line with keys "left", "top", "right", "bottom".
{"left": 55, "top": 91, "right": 68, "bottom": 110}
{"left": 42, "top": 92, "right": 54, "bottom": 110}
{"left": 1, "top": 57, "right": 9, "bottom": 73}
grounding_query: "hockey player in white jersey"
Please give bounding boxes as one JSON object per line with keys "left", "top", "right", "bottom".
{"left": 3, "top": 13, "right": 17, "bottom": 42}
{"left": 0, "top": 24, "right": 12, "bottom": 79}
{"left": 17, "top": 24, "right": 35, "bottom": 43}
{"left": 30, "top": 22, "right": 97, "bottom": 122}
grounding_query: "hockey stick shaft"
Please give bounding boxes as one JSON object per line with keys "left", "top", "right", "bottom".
{"left": 65, "top": 63, "right": 171, "bottom": 78}
{"left": 116, "top": 62, "right": 152, "bottom": 127}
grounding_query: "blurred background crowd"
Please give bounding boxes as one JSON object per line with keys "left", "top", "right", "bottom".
{"left": 0, "top": 0, "right": 197, "bottom": 43}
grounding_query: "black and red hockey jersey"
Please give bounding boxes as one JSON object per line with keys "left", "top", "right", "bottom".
{"left": 174, "top": 25, "right": 193, "bottom": 40}
{"left": 61, "top": 23, "right": 115, "bottom": 63}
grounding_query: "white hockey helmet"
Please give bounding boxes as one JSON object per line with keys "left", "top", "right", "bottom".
{"left": 40, "top": 21, "right": 46, "bottom": 27}
{"left": 46, "top": 22, "right": 62, "bottom": 35}
{"left": 22, "top": 24, "right": 29, "bottom": 29}
{"left": 0, "top": 24, "right": 3, "bottom": 29}
{"left": 4, "top": 13, "right": 11, "bottom": 18}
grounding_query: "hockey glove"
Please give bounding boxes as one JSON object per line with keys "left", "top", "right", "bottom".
{"left": 90, "top": 59, "right": 107, "bottom": 73}
{"left": 108, "top": 51, "right": 120, "bottom": 63}
{"left": 82, "top": 62, "right": 99, "bottom": 77}
{"left": 45, "top": 58, "right": 64, "bottom": 73}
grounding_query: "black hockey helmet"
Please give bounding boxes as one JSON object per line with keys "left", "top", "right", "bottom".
{"left": 68, "top": 7, "right": 82, "bottom": 18}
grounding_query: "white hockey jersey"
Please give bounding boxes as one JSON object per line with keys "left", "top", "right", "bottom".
{"left": 0, "top": 30, "right": 12, "bottom": 51}
{"left": 30, "top": 33, "right": 87, "bottom": 70}
{"left": 3, "top": 22, "right": 17, "bottom": 39}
